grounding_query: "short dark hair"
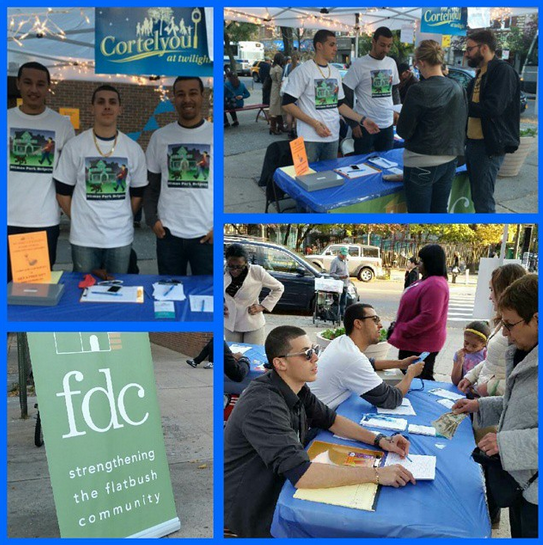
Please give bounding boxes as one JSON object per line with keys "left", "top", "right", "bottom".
{"left": 418, "top": 244, "right": 448, "bottom": 279}
{"left": 344, "top": 303, "right": 375, "bottom": 335}
{"left": 467, "top": 29, "right": 497, "bottom": 52}
{"left": 264, "top": 326, "right": 307, "bottom": 369}
{"left": 373, "top": 27, "right": 393, "bottom": 42}
{"left": 464, "top": 321, "right": 491, "bottom": 343}
{"left": 17, "top": 62, "right": 51, "bottom": 84}
{"left": 313, "top": 29, "right": 335, "bottom": 49}
{"left": 498, "top": 274, "right": 538, "bottom": 323}
{"left": 398, "top": 63, "right": 410, "bottom": 74}
{"left": 173, "top": 76, "right": 204, "bottom": 94}
{"left": 225, "top": 243, "right": 248, "bottom": 262}
{"left": 408, "top": 256, "right": 417, "bottom": 265}
{"left": 92, "top": 84, "right": 121, "bottom": 104}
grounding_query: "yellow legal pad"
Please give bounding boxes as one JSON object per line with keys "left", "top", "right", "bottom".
{"left": 293, "top": 441, "right": 383, "bottom": 511}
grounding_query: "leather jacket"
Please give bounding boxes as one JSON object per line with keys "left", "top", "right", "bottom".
{"left": 397, "top": 76, "right": 468, "bottom": 156}
{"left": 466, "top": 57, "right": 520, "bottom": 156}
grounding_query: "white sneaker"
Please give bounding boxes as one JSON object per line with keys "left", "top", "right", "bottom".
{"left": 203, "top": 362, "right": 213, "bottom": 369}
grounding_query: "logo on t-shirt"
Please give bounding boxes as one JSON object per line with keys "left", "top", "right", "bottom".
{"left": 167, "top": 143, "right": 210, "bottom": 188}
{"left": 9, "top": 128, "right": 56, "bottom": 173}
{"left": 84, "top": 157, "right": 128, "bottom": 200}
{"left": 313, "top": 78, "right": 339, "bottom": 110}
{"left": 370, "top": 70, "right": 393, "bottom": 98}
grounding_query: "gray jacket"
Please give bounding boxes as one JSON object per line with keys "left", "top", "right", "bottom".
{"left": 475, "top": 344, "right": 538, "bottom": 504}
{"left": 329, "top": 256, "right": 349, "bottom": 288}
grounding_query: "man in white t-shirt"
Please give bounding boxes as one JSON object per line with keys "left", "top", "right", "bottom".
{"left": 54, "top": 85, "right": 147, "bottom": 273}
{"left": 343, "top": 27, "right": 401, "bottom": 155}
{"left": 282, "top": 30, "right": 379, "bottom": 164}
{"left": 8, "top": 62, "right": 75, "bottom": 281}
{"left": 310, "top": 303, "right": 424, "bottom": 410}
{"left": 144, "top": 77, "right": 213, "bottom": 276}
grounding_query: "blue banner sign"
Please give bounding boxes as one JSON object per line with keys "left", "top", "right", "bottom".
{"left": 95, "top": 7, "right": 212, "bottom": 77}
{"left": 420, "top": 8, "right": 468, "bottom": 36}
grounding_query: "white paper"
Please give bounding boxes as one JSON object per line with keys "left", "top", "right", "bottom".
{"left": 154, "top": 300, "right": 175, "bottom": 318}
{"left": 313, "top": 450, "right": 337, "bottom": 466}
{"left": 81, "top": 286, "right": 142, "bottom": 303}
{"left": 377, "top": 398, "right": 416, "bottom": 416}
{"left": 335, "top": 163, "right": 379, "bottom": 179}
{"left": 408, "top": 424, "right": 437, "bottom": 436}
{"left": 359, "top": 415, "right": 407, "bottom": 432}
{"left": 189, "top": 295, "right": 213, "bottom": 312}
{"left": 436, "top": 398, "right": 456, "bottom": 409}
{"left": 385, "top": 453, "right": 436, "bottom": 480}
{"left": 152, "top": 282, "right": 186, "bottom": 301}
{"left": 228, "top": 344, "right": 251, "bottom": 355}
{"left": 428, "top": 388, "right": 464, "bottom": 401}
{"left": 387, "top": 167, "right": 403, "bottom": 175}
{"left": 366, "top": 156, "right": 398, "bottom": 169}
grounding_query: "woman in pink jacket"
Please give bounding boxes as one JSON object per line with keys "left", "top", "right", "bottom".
{"left": 389, "top": 244, "right": 449, "bottom": 380}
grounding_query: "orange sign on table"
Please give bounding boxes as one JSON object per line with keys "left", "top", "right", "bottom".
{"left": 289, "top": 137, "right": 310, "bottom": 177}
{"left": 9, "top": 231, "right": 51, "bottom": 283}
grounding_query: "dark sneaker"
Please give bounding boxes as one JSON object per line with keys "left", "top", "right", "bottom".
{"left": 186, "top": 359, "right": 198, "bottom": 368}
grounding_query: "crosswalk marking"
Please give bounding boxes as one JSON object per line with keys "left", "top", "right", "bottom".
{"left": 448, "top": 291, "right": 475, "bottom": 323}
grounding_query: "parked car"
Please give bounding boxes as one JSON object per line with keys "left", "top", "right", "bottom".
{"left": 224, "top": 236, "right": 359, "bottom": 314}
{"left": 310, "top": 244, "right": 383, "bottom": 282}
{"left": 224, "top": 56, "right": 244, "bottom": 75}
{"left": 446, "top": 66, "right": 528, "bottom": 114}
{"left": 250, "top": 60, "right": 271, "bottom": 83}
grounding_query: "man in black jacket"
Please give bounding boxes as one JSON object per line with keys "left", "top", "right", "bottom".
{"left": 464, "top": 29, "right": 520, "bottom": 213}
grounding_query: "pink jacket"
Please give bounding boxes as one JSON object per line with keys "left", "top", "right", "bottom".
{"left": 389, "top": 276, "right": 449, "bottom": 353}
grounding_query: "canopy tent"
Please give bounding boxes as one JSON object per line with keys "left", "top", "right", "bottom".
{"left": 224, "top": 7, "right": 538, "bottom": 33}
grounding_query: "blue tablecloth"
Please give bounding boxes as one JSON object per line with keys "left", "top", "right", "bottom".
{"left": 8, "top": 272, "right": 213, "bottom": 322}
{"left": 271, "top": 381, "right": 491, "bottom": 538}
{"left": 273, "top": 149, "right": 468, "bottom": 213}
{"left": 225, "top": 342, "right": 268, "bottom": 395}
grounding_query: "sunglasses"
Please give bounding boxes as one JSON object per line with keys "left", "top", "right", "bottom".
{"left": 278, "top": 345, "right": 321, "bottom": 360}
{"left": 227, "top": 264, "right": 247, "bottom": 271}
{"left": 359, "top": 315, "right": 381, "bottom": 324}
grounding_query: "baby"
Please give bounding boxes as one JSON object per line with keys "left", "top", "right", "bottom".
{"left": 451, "top": 321, "right": 491, "bottom": 387}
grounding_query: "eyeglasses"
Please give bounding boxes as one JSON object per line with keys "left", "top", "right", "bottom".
{"left": 227, "top": 264, "right": 247, "bottom": 271}
{"left": 501, "top": 318, "right": 525, "bottom": 332}
{"left": 278, "top": 345, "right": 321, "bottom": 360}
{"left": 464, "top": 44, "right": 482, "bottom": 54}
{"left": 359, "top": 315, "right": 381, "bottom": 324}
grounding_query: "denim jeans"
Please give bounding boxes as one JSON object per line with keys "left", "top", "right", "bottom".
{"left": 354, "top": 124, "right": 394, "bottom": 155}
{"left": 157, "top": 228, "right": 213, "bottom": 276}
{"left": 71, "top": 244, "right": 132, "bottom": 274}
{"left": 404, "top": 159, "right": 457, "bottom": 213}
{"left": 465, "top": 139, "right": 505, "bottom": 213}
{"left": 8, "top": 225, "right": 60, "bottom": 282}
{"left": 304, "top": 140, "right": 339, "bottom": 163}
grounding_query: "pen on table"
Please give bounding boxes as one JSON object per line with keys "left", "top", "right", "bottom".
{"left": 406, "top": 455, "right": 413, "bottom": 462}
{"left": 101, "top": 291, "right": 122, "bottom": 297}
{"left": 201, "top": 299, "right": 205, "bottom": 311}
{"left": 163, "top": 284, "right": 176, "bottom": 297}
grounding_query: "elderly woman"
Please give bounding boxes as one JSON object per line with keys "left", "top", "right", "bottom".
{"left": 389, "top": 244, "right": 449, "bottom": 381}
{"left": 397, "top": 40, "right": 468, "bottom": 213}
{"left": 453, "top": 274, "right": 538, "bottom": 538}
{"left": 224, "top": 243, "right": 284, "bottom": 345}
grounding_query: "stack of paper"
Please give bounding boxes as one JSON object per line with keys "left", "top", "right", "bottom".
{"left": 359, "top": 415, "right": 407, "bottom": 432}
{"left": 408, "top": 424, "right": 437, "bottom": 436}
{"left": 81, "top": 286, "right": 143, "bottom": 304}
{"left": 334, "top": 163, "right": 379, "bottom": 179}
{"left": 428, "top": 388, "right": 464, "bottom": 401}
{"left": 384, "top": 453, "right": 436, "bottom": 480}
{"left": 152, "top": 283, "right": 185, "bottom": 301}
{"left": 377, "top": 398, "right": 416, "bottom": 416}
{"left": 229, "top": 344, "right": 251, "bottom": 355}
{"left": 189, "top": 295, "right": 213, "bottom": 312}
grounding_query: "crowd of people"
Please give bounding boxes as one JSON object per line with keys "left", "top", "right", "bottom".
{"left": 223, "top": 245, "right": 538, "bottom": 538}
{"left": 8, "top": 62, "right": 214, "bottom": 279}
{"left": 228, "top": 26, "right": 522, "bottom": 213}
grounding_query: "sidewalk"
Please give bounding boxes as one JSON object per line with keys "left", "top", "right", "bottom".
{"left": 7, "top": 338, "right": 213, "bottom": 538}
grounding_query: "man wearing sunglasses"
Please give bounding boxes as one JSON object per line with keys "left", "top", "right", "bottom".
{"left": 225, "top": 325, "right": 416, "bottom": 538}
{"left": 310, "top": 303, "right": 425, "bottom": 410}
{"left": 464, "top": 29, "right": 520, "bottom": 213}
{"left": 453, "top": 275, "right": 538, "bottom": 538}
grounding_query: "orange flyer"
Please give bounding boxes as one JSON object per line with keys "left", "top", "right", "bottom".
{"left": 9, "top": 231, "right": 51, "bottom": 284}
{"left": 289, "top": 137, "right": 309, "bottom": 176}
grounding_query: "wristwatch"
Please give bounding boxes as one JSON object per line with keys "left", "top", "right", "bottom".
{"left": 373, "top": 433, "right": 386, "bottom": 447}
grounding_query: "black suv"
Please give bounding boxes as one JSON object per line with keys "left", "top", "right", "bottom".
{"left": 224, "top": 236, "right": 359, "bottom": 314}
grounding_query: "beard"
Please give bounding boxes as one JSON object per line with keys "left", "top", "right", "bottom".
{"left": 467, "top": 52, "right": 484, "bottom": 68}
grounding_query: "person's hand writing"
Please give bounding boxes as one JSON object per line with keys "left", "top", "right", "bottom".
{"left": 152, "top": 220, "right": 166, "bottom": 239}
{"left": 248, "top": 304, "right": 265, "bottom": 315}
{"left": 200, "top": 229, "right": 213, "bottom": 244}
{"left": 452, "top": 398, "right": 479, "bottom": 414}
{"left": 457, "top": 377, "right": 472, "bottom": 393}
{"left": 312, "top": 119, "right": 332, "bottom": 138}
{"left": 379, "top": 434, "right": 410, "bottom": 457}
{"left": 398, "top": 355, "right": 419, "bottom": 369}
{"left": 376, "top": 465, "right": 416, "bottom": 487}
{"left": 478, "top": 432, "right": 499, "bottom": 456}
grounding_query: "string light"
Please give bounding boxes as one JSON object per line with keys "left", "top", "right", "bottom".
{"left": 490, "top": 8, "right": 513, "bottom": 24}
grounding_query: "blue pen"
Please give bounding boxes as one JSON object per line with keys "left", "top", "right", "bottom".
{"left": 101, "top": 291, "right": 122, "bottom": 297}
{"left": 201, "top": 299, "right": 205, "bottom": 311}
{"left": 406, "top": 455, "right": 413, "bottom": 462}
{"left": 163, "top": 284, "right": 176, "bottom": 297}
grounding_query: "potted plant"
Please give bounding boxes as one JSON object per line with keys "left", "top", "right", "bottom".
{"left": 316, "top": 327, "right": 391, "bottom": 360}
{"left": 498, "top": 127, "right": 537, "bottom": 178}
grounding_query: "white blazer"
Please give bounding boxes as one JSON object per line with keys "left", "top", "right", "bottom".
{"left": 224, "top": 264, "right": 284, "bottom": 333}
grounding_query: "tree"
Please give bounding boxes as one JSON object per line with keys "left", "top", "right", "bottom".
{"left": 224, "top": 21, "right": 259, "bottom": 74}
{"left": 147, "top": 8, "right": 173, "bottom": 35}
{"left": 357, "top": 30, "right": 414, "bottom": 63}
{"left": 280, "top": 26, "right": 294, "bottom": 57}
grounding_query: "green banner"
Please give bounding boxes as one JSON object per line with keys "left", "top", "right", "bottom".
{"left": 28, "top": 333, "right": 180, "bottom": 538}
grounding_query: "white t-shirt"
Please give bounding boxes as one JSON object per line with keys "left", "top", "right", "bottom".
{"left": 309, "top": 335, "right": 383, "bottom": 410}
{"left": 8, "top": 106, "right": 75, "bottom": 227}
{"left": 282, "top": 60, "right": 345, "bottom": 143}
{"left": 146, "top": 120, "right": 213, "bottom": 239}
{"left": 54, "top": 129, "right": 147, "bottom": 248}
{"left": 343, "top": 55, "right": 400, "bottom": 129}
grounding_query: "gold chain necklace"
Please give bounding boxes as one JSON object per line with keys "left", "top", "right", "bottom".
{"left": 92, "top": 130, "right": 118, "bottom": 158}
{"left": 314, "top": 60, "right": 331, "bottom": 80}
